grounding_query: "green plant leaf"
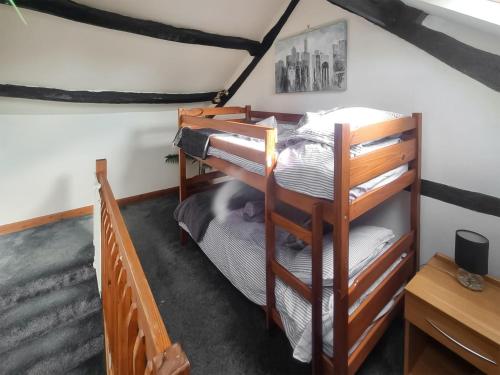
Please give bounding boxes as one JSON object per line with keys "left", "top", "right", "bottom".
{"left": 165, "top": 153, "right": 198, "bottom": 165}
{"left": 164, "top": 154, "right": 179, "bottom": 164}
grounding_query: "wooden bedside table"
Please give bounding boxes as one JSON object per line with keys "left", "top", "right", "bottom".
{"left": 404, "top": 253, "right": 500, "bottom": 375}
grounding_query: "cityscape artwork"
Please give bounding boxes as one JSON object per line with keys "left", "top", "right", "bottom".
{"left": 275, "top": 21, "right": 347, "bottom": 93}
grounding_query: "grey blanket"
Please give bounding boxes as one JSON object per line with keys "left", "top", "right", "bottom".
{"left": 174, "top": 127, "right": 228, "bottom": 159}
{"left": 173, "top": 189, "right": 216, "bottom": 242}
{"left": 174, "top": 181, "right": 264, "bottom": 241}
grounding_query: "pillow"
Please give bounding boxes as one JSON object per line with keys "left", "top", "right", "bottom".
{"left": 242, "top": 201, "right": 265, "bottom": 223}
{"left": 256, "top": 116, "right": 277, "bottom": 128}
{"left": 287, "top": 225, "right": 395, "bottom": 286}
{"left": 277, "top": 122, "right": 298, "bottom": 142}
{"left": 295, "top": 107, "right": 404, "bottom": 146}
{"left": 275, "top": 202, "right": 334, "bottom": 251}
{"left": 242, "top": 116, "right": 277, "bottom": 142}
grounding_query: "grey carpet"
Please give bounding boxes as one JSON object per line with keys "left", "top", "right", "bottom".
{"left": 122, "top": 195, "right": 404, "bottom": 375}
{"left": 0, "top": 217, "right": 104, "bottom": 375}
{"left": 0, "top": 193, "right": 403, "bottom": 375}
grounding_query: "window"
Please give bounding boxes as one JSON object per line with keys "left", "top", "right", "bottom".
{"left": 403, "top": 0, "right": 500, "bottom": 30}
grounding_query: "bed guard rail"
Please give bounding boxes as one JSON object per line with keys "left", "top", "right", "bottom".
{"left": 96, "top": 159, "right": 189, "bottom": 375}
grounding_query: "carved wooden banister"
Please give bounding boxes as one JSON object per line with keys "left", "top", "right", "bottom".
{"left": 96, "top": 159, "right": 189, "bottom": 375}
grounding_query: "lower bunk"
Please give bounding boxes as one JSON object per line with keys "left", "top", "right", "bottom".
{"left": 174, "top": 184, "right": 413, "bottom": 372}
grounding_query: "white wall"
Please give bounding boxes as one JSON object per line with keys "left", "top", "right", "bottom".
{"left": 1, "top": 0, "right": 499, "bottom": 276}
{"left": 0, "top": 3, "right": 221, "bottom": 225}
{"left": 227, "top": 0, "right": 500, "bottom": 276}
{"left": 0, "top": 2, "right": 253, "bottom": 225}
{"left": 0, "top": 105, "right": 185, "bottom": 224}
{"left": 0, "top": 1, "right": 293, "bottom": 227}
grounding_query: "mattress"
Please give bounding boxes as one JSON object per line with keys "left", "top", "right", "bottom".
{"left": 206, "top": 134, "right": 408, "bottom": 201}
{"left": 179, "top": 209, "right": 406, "bottom": 362}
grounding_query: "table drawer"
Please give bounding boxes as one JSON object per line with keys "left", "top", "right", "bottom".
{"left": 405, "top": 293, "right": 499, "bottom": 374}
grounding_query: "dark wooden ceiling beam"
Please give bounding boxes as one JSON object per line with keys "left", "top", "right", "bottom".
{"left": 421, "top": 179, "right": 500, "bottom": 218}
{"left": 4, "top": 0, "right": 261, "bottom": 55}
{"left": 217, "top": 0, "right": 301, "bottom": 107}
{"left": 327, "top": 0, "right": 500, "bottom": 92}
{"left": 0, "top": 84, "right": 218, "bottom": 104}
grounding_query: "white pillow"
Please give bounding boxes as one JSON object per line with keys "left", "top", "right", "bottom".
{"left": 239, "top": 116, "right": 277, "bottom": 142}
{"left": 296, "top": 107, "right": 404, "bottom": 146}
{"left": 287, "top": 225, "right": 395, "bottom": 286}
{"left": 277, "top": 122, "right": 298, "bottom": 142}
{"left": 256, "top": 116, "right": 277, "bottom": 128}
{"left": 257, "top": 117, "right": 299, "bottom": 142}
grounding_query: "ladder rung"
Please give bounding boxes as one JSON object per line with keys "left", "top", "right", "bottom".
{"left": 271, "top": 260, "right": 312, "bottom": 303}
{"left": 270, "top": 212, "right": 312, "bottom": 244}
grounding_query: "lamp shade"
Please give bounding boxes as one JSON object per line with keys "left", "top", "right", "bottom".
{"left": 455, "top": 230, "right": 489, "bottom": 275}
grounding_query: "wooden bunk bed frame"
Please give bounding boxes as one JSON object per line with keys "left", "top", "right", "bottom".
{"left": 177, "top": 106, "right": 421, "bottom": 375}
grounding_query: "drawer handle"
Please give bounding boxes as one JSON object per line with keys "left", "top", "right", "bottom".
{"left": 427, "top": 319, "right": 497, "bottom": 365}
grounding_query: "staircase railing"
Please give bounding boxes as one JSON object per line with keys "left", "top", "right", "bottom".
{"left": 96, "top": 159, "right": 189, "bottom": 375}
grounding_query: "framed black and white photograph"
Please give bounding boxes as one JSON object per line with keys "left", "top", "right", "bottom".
{"left": 275, "top": 20, "right": 347, "bottom": 93}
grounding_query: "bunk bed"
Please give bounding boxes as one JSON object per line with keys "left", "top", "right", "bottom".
{"left": 174, "top": 105, "right": 421, "bottom": 375}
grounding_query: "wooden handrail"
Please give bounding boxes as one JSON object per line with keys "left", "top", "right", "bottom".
{"left": 96, "top": 159, "right": 189, "bottom": 375}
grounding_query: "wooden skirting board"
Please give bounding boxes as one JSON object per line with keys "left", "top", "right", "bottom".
{"left": 115, "top": 186, "right": 178, "bottom": 207}
{"left": 2, "top": 177, "right": 497, "bottom": 236}
{"left": 0, "top": 186, "right": 178, "bottom": 236}
{"left": 0, "top": 205, "right": 94, "bottom": 236}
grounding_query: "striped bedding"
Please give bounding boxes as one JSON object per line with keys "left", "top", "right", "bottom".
{"left": 205, "top": 107, "right": 410, "bottom": 201}
{"left": 207, "top": 136, "right": 408, "bottom": 201}
{"left": 179, "top": 208, "right": 406, "bottom": 362}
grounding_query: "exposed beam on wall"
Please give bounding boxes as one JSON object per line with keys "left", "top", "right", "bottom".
{"left": 4, "top": 0, "right": 261, "bottom": 55}
{"left": 421, "top": 180, "right": 500, "bottom": 218}
{"left": 326, "top": 0, "right": 500, "bottom": 92}
{"left": 0, "top": 84, "right": 218, "bottom": 104}
{"left": 217, "top": 0, "right": 301, "bottom": 107}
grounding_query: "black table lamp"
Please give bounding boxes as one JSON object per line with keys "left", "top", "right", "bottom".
{"left": 455, "top": 229, "right": 489, "bottom": 291}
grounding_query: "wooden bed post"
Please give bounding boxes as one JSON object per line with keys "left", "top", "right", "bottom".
{"left": 264, "top": 127, "right": 277, "bottom": 330}
{"left": 311, "top": 203, "right": 324, "bottom": 374}
{"left": 244, "top": 105, "right": 252, "bottom": 122}
{"left": 410, "top": 113, "right": 422, "bottom": 273}
{"left": 178, "top": 109, "right": 188, "bottom": 245}
{"left": 96, "top": 158, "right": 107, "bottom": 329}
{"left": 96, "top": 158, "right": 107, "bottom": 178}
{"left": 333, "top": 123, "right": 351, "bottom": 375}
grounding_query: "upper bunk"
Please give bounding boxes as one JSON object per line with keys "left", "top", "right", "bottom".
{"left": 177, "top": 106, "right": 421, "bottom": 225}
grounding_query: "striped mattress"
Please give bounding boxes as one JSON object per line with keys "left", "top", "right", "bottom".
{"left": 179, "top": 208, "right": 406, "bottom": 362}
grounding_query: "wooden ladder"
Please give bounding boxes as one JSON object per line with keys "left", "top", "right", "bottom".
{"left": 265, "top": 174, "right": 325, "bottom": 374}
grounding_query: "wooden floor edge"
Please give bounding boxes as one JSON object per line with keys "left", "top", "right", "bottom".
{"left": 0, "top": 186, "right": 179, "bottom": 236}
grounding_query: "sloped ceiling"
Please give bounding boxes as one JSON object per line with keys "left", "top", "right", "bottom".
{"left": 0, "top": 0, "right": 290, "bottom": 103}
{"left": 326, "top": 0, "right": 500, "bottom": 92}
{"left": 0, "top": 9, "right": 247, "bottom": 93}
{"left": 2, "top": 0, "right": 499, "bottom": 105}
{"left": 77, "top": 0, "right": 288, "bottom": 41}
